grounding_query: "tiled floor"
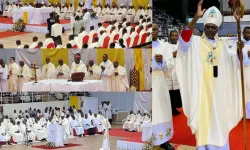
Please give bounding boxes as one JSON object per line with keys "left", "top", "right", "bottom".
{"left": 0, "top": 30, "right": 72, "bottom": 49}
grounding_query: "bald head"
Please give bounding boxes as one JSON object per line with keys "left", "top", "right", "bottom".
{"left": 152, "top": 24, "right": 159, "bottom": 41}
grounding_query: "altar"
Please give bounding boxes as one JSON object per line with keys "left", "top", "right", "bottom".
{"left": 22, "top": 79, "right": 104, "bottom": 92}
{"left": 47, "top": 123, "right": 65, "bottom": 147}
{"left": 12, "top": 7, "right": 53, "bottom": 24}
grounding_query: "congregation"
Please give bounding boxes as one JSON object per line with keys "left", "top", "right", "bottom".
{"left": 0, "top": 104, "right": 111, "bottom": 146}
{"left": 0, "top": 1, "right": 152, "bottom": 48}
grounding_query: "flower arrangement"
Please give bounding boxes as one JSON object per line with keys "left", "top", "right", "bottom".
{"left": 45, "top": 142, "right": 55, "bottom": 147}
{"left": 12, "top": 19, "right": 25, "bottom": 32}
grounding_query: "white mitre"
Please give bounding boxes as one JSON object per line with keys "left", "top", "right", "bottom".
{"left": 203, "top": 6, "right": 222, "bottom": 27}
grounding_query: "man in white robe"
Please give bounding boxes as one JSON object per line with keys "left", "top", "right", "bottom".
{"left": 43, "top": 33, "right": 54, "bottom": 48}
{"left": 111, "top": 61, "right": 129, "bottom": 92}
{"left": 133, "top": 110, "right": 143, "bottom": 132}
{"left": 100, "top": 54, "right": 114, "bottom": 92}
{"left": 29, "top": 36, "right": 39, "bottom": 49}
{"left": 152, "top": 23, "right": 175, "bottom": 149}
{"left": 126, "top": 3, "right": 135, "bottom": 23}
{"left": 165, "top": 31, "right": 183, "bottom": 115}
{"left": 18, "top": 60, "right": 30, "bottom": 92}
{"left": 70, "top": 116, "right": 84, "bottom": 136}
{"left": 29, "top": 61, "right": 42, "bottom": 82}
{"left": 241, "top": 27, "right": 250, "bottom": 119}
{"left": 82, "top": 114, "right": 96, "bottom": 135}
{"left": 8, "top": 57, "right": 19, "bottom": 93}
{"left": 65, "top": 4, "right": 74, "bottom": 19}
{"left": 123, "top": 111, "right": 135, "bottom": 131}
{"left": 93, "top": 114, "right": 103, "bottom": 134}
{"left": 98, "top": 102, "right": 106, "bottom": 116}
{"left": 140, "top": 113, "right": 151, "bottom": 131}
{"left": 56, "top": 58, "right": 70, "bottom": 79}
{"left": 20, "top": 119, "right": 36, "bottom": 141}
{"left": 176, "top": 2, "right": 244, "bottom": 149}
{"left": 60, "top": 4, "right": 68, "bottom": 20}
{"left": 33, "top": 119, "right": 47, "bottom": 141}
{"left": 0, "top": 122, "right": 11, "bottom": 145}
{"left": 60, "top": 113, "right": 70, "bottom": 144}
{"left": 85, "top": 60, "right": 101, "bottom": 80}
{"left": 10, "top": 121, "right": 23, "bottom": 144}
{"left": 104, "top": 101, "right": 112, "bottom": 124}
{"left": 0, "top": 59, "right": 9, "bottom": 93}
{"left": 42, "top": 57, "right": 56, "bottom": 79}
{"left": 70, "top": 55, "right": 87, "bottom": 79}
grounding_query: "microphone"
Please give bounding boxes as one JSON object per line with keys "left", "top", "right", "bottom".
{"left": 213, "top": 66, "right": 218, "bottom": 78}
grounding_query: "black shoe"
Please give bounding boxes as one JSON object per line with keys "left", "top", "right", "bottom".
{"left": 64, "top": 144, "right": 68, "bottom": 146}
{"left": 160, "top": 142, "right": 175, "bottom": 150}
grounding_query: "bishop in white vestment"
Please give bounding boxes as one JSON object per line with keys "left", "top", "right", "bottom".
{"left": 0, "top": 59, "right": 9, "bottom": 92}
{"left": 176, "top": 3, "right": 243, "bottom": 149}
{"left": 111, "top": 61, "right": 129, "bottom": 92}
{"left": 42, "top": 57, "right": 56, "bottom": 79}
{"left": 18, "top": 60, "right": 30, "bottom": 92}
{"left": 56, "top": 58, "right": 70, "bottom": 79}
{"left": 70, "top": 55, "right": 87, "bottom": 79}
{"left": 8, "top": 57, "right": 19, "bottom": 93}
{"left": 85, "top": 60, "right": 101, "bottom": 80}
{"left": 100, "top": 54, "right": 114, "bottom": 92}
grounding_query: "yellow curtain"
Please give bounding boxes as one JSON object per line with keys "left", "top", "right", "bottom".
{"left": 132, "top": 0, "right": 149, "bottom": 11}
{"left": 113, "top": 0, "right": 118, "bottom": 5}
{"left": 69, "top": 96, "right": 79, "bottom": 109}
{"left": 41, "top": 48, "right": 69, "bottom": 66}
{"left": 96, "top": 49, "right": 124, "bottom": 66}
{"left": 22, "top": 0, "right": 27, "bottom": 5}
{"left": 92, "top": 0, "right": 97, "bottom": 7}
{"left": 29, "top": 0, "right": 35, "bottom": 5}
{"left": 74, "top": 0, "right": 79, "bottom": 13}
{"left": 133, "top": 48, "right": 144, "bottom": 91}
{"left": 23, "top": 12, "right": 28, "bottom": 24}
{"left": 66, "top": 0, "right": 70, "bottom": 7}
{"left": 102, "top": 0, "right": 106, "bottom": 8}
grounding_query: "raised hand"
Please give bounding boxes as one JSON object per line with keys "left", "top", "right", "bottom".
{"left": 196, "top": 0, "right": 206, "bottom": 17}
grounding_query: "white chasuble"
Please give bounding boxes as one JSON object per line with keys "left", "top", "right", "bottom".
{"left": 100, "top": 60, "right": 114, "bottom": 92}
{"left": 8, "top": 63, "right": 19, "bottom": 92}
{"left": 18, "top": 65, "right": 30, "bottom": 92}
{"left": 56, "top": 64, "right": 70, "bottom": 79}
{"left": 176, "top": 35, "right": 242, "bottom": 147}
{"left": 111, "top": 66, "right": 129, "bottom": 92}
{"left": 42, "top": 63, "right": 56, "bottom": 79}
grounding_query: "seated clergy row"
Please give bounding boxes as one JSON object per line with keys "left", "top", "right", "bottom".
{"left": 0, "top": 108, "right": 110, "bottom": 144}
{"left": 0, "top": 54, "right": 129, "bottom": 92}
{"left": 123, "top": 110, "right": 151, "bottom": 132}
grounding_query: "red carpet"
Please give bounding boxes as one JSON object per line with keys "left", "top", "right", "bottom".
{"left": 109, "top": 128, "right": 143, "bottom": 143}
{"left": 170, "top": 109, "right": 250, "bottom": 150}
{"left": 0, "top": 30, "right": 28, "bottom": 39}
{"left": 32, "top": 143, "right": 81, "bottom": 149}
{"left": 0, "top": 16, "right": 70, "bottom": 26}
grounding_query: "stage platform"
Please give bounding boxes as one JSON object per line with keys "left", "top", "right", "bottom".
{"left": 0, "top": 17, "right": 71, "bottom": 33}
